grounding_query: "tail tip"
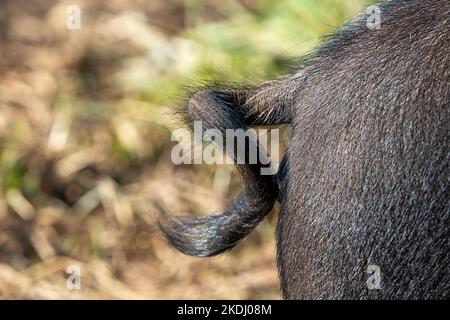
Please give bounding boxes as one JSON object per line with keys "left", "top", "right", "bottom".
{"left": 158, "top": 215, "right": 233, "bottom": 257}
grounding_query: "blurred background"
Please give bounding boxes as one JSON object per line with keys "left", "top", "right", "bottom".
{"left": 0, "top": 0, "right": 372, "bottom": 299}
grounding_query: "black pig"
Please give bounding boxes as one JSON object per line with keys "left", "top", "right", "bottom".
{"left": 160, "top": 0, "right": 450, "bottom": 299}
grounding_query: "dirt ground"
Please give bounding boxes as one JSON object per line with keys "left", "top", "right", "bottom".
{"left": 0, "top": 0, "right": 281, "bottom": 299}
